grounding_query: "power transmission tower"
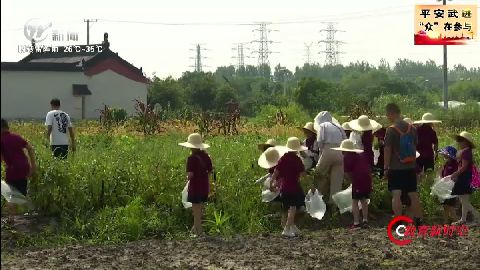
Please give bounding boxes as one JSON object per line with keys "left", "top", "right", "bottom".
{"left": 84, "top": 19, "right": 98, "bottom": 45}
{"left": 318, "top": 22, "right": 345, "bottom": 66}
{"left": 304, "top": 42, "right": 314, "bottom": 65}
{"left": 231, "top": 43, "right": 252, "bottom": 69}
{"left": 251, "top": 22, "right": 278, "bottom": 68}
{"left": 190, "top": 44, "right": 207, "bottom": 72}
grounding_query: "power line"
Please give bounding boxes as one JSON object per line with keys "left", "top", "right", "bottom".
{"left": 318, "top": 22, "right": 345, "bottom": 66}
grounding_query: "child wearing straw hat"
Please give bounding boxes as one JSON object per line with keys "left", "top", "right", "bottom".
{"left": 438, "top": 146, "right": 459, "bottom": 223}
{"left": 179, "top": 133, "right": 213, "bottom": 237}
{"left": 298, "top": 122, "right": 319, "bottom": 169}
{"left": 348, "top": 115, "right": 382, "bottom": 167}
{"left": 342, "top": 122, "right": 352, "bottom": 139}
{"left": 270, "top": 137, "right": 307, "bottom": 237}
{"left": 414, "top": 113, "right": 440, "bottom": 173}
{"left": 332, "top": 139, "right": 372, "bottom": 229}
{"left": 258, "top": 139, "right": 277, "bottom": 153}
{"left": 451, "top": 131, "right": 480, "bottom": 225}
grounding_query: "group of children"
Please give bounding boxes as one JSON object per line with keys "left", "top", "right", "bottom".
{"left": 1, "top": 108, "right": 478, "bottom": 237}
{"left": 180, "top": 111, "right": 478, "bottom": 237}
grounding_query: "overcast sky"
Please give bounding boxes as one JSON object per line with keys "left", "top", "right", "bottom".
{"left": 1, "top": 0, "right": 479, "bottom": 78}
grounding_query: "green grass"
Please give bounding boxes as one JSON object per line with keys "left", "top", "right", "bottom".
{"left": 2, "top": 122, "right": 480, "bottom": 247}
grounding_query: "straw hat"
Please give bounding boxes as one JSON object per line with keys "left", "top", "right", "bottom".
{"left": 455, "top": 131, "right": 475, "bottom": 148}
{"left": 257, "top": 139, "right": 277, "bottom": 150}
{"left": 298, "top": 122, "right": 316, "bottom": 134}
{"left": 178, "top": 133, "right": 210, "bottom": 149}
{"left": 331, "top": 139, "right": 364, "bottom": 153}
{"left": 403, "top": 118, "right": 414, "bottom": 125}
{"left": 414, "top": 113, "right": 442, "bottom": 124}
{"left": 342, "top": 122, "right": 352, "bottom": 131}
{"left": 348, "top": 115, "right": 382, "bottom": 132}
{"left": 286, "top": 137, "right": 308, "bottom": 152}
{"left": 258, "top": 147, "right": 288, "bottom": 169}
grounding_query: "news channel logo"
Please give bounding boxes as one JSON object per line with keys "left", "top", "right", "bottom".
{"left": 24, "top": 18, "right": 52, "bottom": 42}
{"left": 23, "top": 19, "right": 79, "bottom": 43}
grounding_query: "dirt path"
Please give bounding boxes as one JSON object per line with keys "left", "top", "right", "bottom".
{"left": 2, "top": 226, "right": 479, "bottom": 270}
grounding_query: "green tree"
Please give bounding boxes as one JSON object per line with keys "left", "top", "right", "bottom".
{"left": 148, "top": 76, "right": 184, "bottom": 109}
{"left": 180, "top": 72, "right": 218, "bottom": 111}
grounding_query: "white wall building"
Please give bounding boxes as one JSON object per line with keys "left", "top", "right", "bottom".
{"left": 1, "top": 33, "right": 149, "bottom": 120}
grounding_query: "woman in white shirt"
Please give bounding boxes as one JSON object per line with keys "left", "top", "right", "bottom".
{"left": 313, "top": 111, "right": 347, "bottom": 205}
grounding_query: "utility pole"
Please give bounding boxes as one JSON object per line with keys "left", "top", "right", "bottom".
{"left": 252, "top": 22, "right": 278, "bottom": 76}
{"left": 304, "top": 42, "right": 313, "bottom": 65}
{"left": 84, "top": 19, "right": 98, "bottom": 45}
{"left": 190, "top": 44, "right": 208, "bottom": 72}
{"left": 319, "top": 22, "right": 345, "bottom": 66}
{"left": 441, "top": 0, "right": 449, "bottom": 109}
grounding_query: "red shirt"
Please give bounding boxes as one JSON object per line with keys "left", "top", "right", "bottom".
{"left": 361, "top": 130, "right": 374, "bottom": 166}
{"left": 0, "top": 132, "right": 30, "bottom": 181}
{"left": 416, "top": 124, "right": 438, "bottom": 159}
{"left": 344, "top": 152, "right": 372, "bottom": 194}
{"left": 186, "top": 151, "right": 213, "bottom": 197}
{"left": 276, "top": 152, "right": 304, "bottom": 194}
{"left": 441, "top": 159, "right": 458, "bottom": 178}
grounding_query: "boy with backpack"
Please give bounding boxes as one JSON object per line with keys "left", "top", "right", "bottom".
{"left": 383, "top": 104, "right": 424, "bottom": 226}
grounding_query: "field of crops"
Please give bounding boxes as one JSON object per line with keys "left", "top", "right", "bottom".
{"left": 1, "top": 121, "right": 480, "bottom": 247}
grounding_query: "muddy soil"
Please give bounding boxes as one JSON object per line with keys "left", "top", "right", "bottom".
{"left": 2, "top": 224, "right": 479, "bottom": 270}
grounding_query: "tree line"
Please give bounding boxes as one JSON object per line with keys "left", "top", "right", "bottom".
{"left": 148, "top": 59, "right": 480, "bottom": 117}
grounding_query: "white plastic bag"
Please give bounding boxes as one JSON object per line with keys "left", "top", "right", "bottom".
{"left": 305, "top": 189, "right": 326, "bottom": 220}
{"left": 255, "top": 174, "right": 270, "bottom": 185}
{"left": 1, "top": 180, "right": 29, "bottom": 205}
{"left": 181, "top": 181, "right": 192, "bottom": 209}
{"left": 331, "top": 185, "right": 370, "bottom": 214}
{"left": 261, "top": 177, "right": 280, "bottom": 202}
{"left": 430, "top": 176, "right": 456, "bottom": 202}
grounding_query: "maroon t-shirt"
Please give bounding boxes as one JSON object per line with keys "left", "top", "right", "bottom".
{"left": 344, "top": 152, "right": 372, "bottom": 194}
{"left": 441, "top": 159, "right": 458, "bottom": 178}
{"left": 458, "top": 148, "right": 473, "bottom": 171}
{"left": 416, "top": 124, "right": 438, "bottom": 159}
{"left": 187, "top": 151, "right": 213, "bottom": 197}
{"left": 361, "top": 130, "right": 374, "bottom": 166}
{"left": 0, "top": 132, "right": 30, "bottom": 181}
{"left": 275, "top": 152, "right": 304, "bottom": 194}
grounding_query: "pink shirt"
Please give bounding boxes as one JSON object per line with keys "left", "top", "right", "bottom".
{"left": 1, "top": 132, "right": 30, "bottom": 181}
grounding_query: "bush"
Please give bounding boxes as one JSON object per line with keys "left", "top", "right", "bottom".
{"left": 111, "top": 108, "right": 127, "bottom": 123}
{"left": 251, "top": 103, "right": 310, "bottom": 127}
{"left": 434, "top": 102, "right": 480, "bottom": 130}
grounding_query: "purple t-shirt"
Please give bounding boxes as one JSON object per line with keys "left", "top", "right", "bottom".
{"left": 344, "top": 152, "right": 372, "bottom": 194}
{"left": 361, "top": 130, "right": 374, "bottom": 166}
{"left": 416, "top": 124, "right": 438, "bottom": 159}
{"left": 276, "top": 152, "right": 304, "bottom": 194}
{"left": 441, "top": 159, "right": 458, "bottom": 178}
{"left": 0, "top": 132, "right": 30, "bottom": 181}
{"left": 187, "top": 151, "right": 213, "bottom": 197}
